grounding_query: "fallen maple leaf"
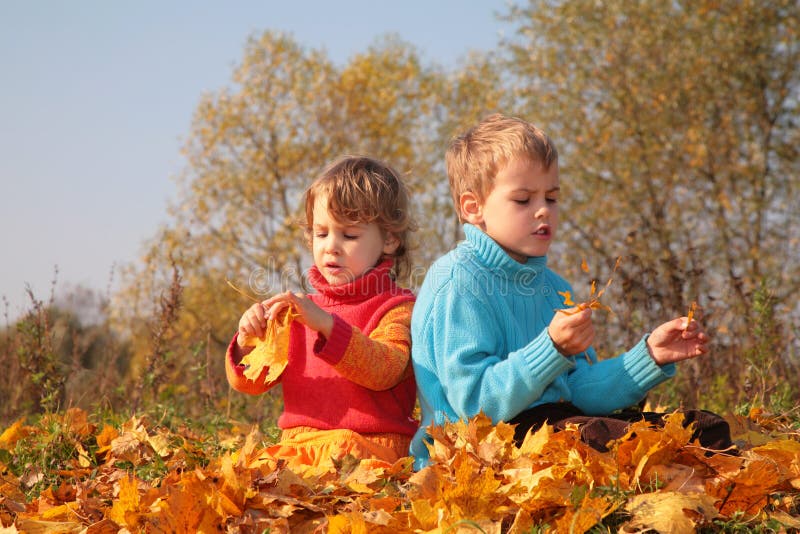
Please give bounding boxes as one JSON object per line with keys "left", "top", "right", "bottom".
{"left": 5, "top": 408, "right": 800, "bottom": 532}
{"left": 107, "top": 474, "right": 141, "bottom": 528}
{"left": 0, "top": 420, "right": 35, "bottom": 450}
{"left": 625, "top": 491, "right": 719, "bottom": 533}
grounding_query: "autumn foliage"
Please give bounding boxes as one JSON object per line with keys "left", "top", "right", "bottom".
{"left": 1, "top": 1, "right": 799, "bottom": 532}
{"left": 1, "top": 408, "right": 799, "bottom": 532}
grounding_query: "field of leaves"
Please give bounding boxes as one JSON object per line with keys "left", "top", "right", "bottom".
{"left": 1, "top": 407, "right": 799, "bottom": 533}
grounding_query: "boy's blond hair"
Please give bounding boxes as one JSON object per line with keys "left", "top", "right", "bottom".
{"left": 446, "top": 113, "right": 558, "bottom": 221}
{"left": 303, "top": 155, "right": 416, "bottom": 278}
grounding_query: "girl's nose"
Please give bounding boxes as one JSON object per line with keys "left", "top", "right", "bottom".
{"left": 325, "top": 235, "right": 341, "bottom": 254}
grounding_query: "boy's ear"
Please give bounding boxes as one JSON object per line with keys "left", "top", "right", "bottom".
{"left": 459, "top": 191, "right": 484, "bottom": 225}
{"left": 382, "top": 233, "right": 400, "bottom": 255}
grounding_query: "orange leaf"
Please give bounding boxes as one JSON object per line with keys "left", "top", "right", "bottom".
{"left": 711, "top": 457, "right": 779, "bottom": 516}
{"left": 0, "top": 419, "right": 35, "bottom": 450}
{"left": 684, "top": 301, "right": 697, "bottom": 331}
{"left": 156, "top": 472, "right": 222, "bottom": 532}
{"left": 558, "top": 290, "right": 575, "bottom": 306}
{"left": 96, "top": 425, "right": 119, "bottom": 449}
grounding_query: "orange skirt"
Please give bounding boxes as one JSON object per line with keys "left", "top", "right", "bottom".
{"left": 262, "top": 426, "right": 411, "bottom": 471}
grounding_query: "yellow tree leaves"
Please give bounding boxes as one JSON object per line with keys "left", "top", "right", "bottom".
{"left": 557, "top": 257, "right": 621, "bottom": 315}
{"left": 505, "top": 0, "right": 800, "bottom": 412}
{"left": 2, "top": 409, "right": 800, "bottom": 531}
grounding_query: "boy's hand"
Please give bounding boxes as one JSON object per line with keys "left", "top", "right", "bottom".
{"left": 263, "top": 291, "right": 334, "bottom": 339}
{"left": 646, "top": 317, "right": 710, "bottom": 365}
{"left": 548, "top": 307, "right": 595, "bottom": 356}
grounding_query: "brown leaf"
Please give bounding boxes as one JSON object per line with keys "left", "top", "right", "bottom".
{"left": 708, "top": 456, "right": 781, "bottom": 516}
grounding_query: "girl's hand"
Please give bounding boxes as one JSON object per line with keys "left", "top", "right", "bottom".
{"left": 236, "top": 301, "right": 269, "bottom": 348}
{"left": 646, "top": 317, "right": 710, "bottom": 365}
{"left": 548, "top": 307, "right": 595, "bottom": 356}
{"left": 262, "top": 291, "right": 334, "bottom": 339}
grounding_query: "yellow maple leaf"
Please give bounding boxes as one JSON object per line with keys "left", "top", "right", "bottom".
{"left": 555, "top": 493, "right": 619, "bottom": 534}
{"left": 240, "top": 306, "right": 298, "bottom": 383}
{"left": 328, "top": 512, "right": 369, "bottom": 533}
{"left": 40, "top": 502, "right": 80, "bottom": 521}
{"left": 0, "top": 419, "right": 35, "bottom": 450}
{"left": 625, "top": 491, "right": 719, "bottom": 534}
{"left": 107, "top": 474, "right": 141, "bottom": 527}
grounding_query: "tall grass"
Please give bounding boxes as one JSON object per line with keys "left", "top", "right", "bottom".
{"left": 1, "top": 273, "right": 796, "bottom": 434}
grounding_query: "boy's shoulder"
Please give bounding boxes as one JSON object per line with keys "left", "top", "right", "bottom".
{"left": 418, "top": 242, "right": 483, "bottom": 291}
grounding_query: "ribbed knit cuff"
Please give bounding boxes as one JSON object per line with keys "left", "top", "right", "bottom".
{"left": 520, "top": 328, "right": 573, "bottom": 387}
{"left": 313, "top": 314, "right": 353, "bottom": 364}
{"left": 623, "top": 335, "right": 676, "bottom": 390}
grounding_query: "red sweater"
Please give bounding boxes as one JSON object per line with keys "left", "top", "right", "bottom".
{"left": 226, "top": 260, "right": 418, "bottom": 436}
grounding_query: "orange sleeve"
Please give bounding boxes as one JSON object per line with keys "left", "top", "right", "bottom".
{"left": 224, "top": 333, "right": 279, "bottom": 395}
{"left": 318, "top": 301, "right": 414, "bottom": 391}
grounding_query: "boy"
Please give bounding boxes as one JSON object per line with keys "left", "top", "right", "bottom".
{"left": 409, "top": 114, "right": 731, "bottom": 469}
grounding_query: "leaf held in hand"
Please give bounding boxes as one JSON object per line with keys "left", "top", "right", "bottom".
{"left": 558, "top": 290, "right": 575, "bottom": 306}
{"left": 240, "top": 306, "right": 299, "bottom": 383}
{"left": 684, "top": 301, "right": 697, "bottom": 331}
{"left": 558, "top": 257, "right": 621, "bottom": 315}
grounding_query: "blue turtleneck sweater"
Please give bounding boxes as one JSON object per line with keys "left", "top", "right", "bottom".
{"left": 409, "top": 224, "right": 675, "bottom": 468}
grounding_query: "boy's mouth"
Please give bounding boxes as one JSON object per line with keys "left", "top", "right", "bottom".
{"left": 533, "top": 225, "right": 551, "bottom": 236}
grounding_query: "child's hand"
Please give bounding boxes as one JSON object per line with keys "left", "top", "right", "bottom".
{"left": 263, "top": 291, "right": 334, "bottom": 339}
{"left": 646, "top": 317, "right": 710, "bottom": 365}
{"left": 237, "top": 301, "right": 269, "bottom": 348}
{"left": 548, "top": 307, "right": 595, "bottom": 356}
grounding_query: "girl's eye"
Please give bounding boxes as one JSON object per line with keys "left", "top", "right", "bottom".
{"left": 344, "top": 234, "right": 359, "bottom": 240}
{"left": 315, "top": 232, "right": 327, "bottom": 238}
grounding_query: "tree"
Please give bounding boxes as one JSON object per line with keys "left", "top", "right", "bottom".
{"left": 502, "top": 0, "right": 800, "bottom": 407}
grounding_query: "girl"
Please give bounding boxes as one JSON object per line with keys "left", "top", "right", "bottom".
{"left": 225, "top": 155, "right": 417, "bottom": 469}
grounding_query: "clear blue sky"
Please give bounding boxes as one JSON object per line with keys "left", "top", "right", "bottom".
{"left": 0, "top": 1, "right": 510, "bottom": 320}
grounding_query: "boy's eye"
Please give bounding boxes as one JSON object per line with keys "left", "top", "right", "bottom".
{"left": 513, "top": 198, "right": 530, "bottom": 205}
{"left": 546, "top": 197, "right": 558, "bottom": 204}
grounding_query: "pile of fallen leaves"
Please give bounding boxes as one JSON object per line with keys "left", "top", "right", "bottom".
{"left": 1, "top": 408, "right": 799, "bottom": 533}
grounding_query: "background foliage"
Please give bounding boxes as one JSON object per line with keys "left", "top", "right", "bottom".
{"left": 1, "top": 0, "right": 798, "bottom": 428}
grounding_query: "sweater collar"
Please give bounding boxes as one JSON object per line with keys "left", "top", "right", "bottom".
{"left": 462, "top": 223, "right": 547, "bottom": 281}
{"left": 307, "top": 259, "right": 397, "bottom": 304}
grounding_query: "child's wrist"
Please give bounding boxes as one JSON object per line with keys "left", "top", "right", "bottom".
{"left": 645, "top": 339, "right": 659, "bottom": 364}
{"left": 319, "top": 313, "right": 335, "bottom": 339}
